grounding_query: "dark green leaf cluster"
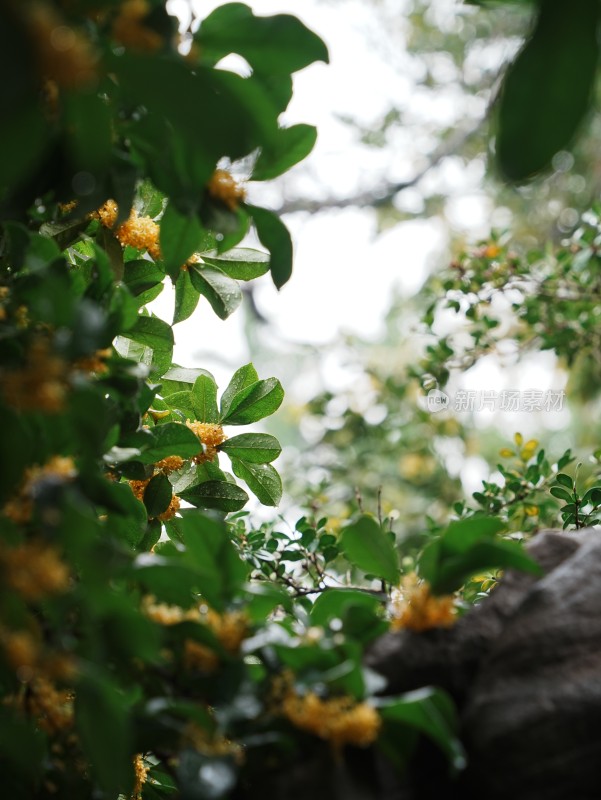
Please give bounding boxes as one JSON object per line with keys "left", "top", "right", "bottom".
{"left": 550, "top": 471, "right": 601, "bottom": 530}
{"left": 1, "top": 0, "right": 328, "bottom": 289}
{"left": 472, "top": 0, "right": 601, "bottom": 181}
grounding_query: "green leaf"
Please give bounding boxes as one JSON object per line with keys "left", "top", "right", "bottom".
{"left": 40, "top": 216, "right": 89, "bottom": 251}
{"left": 557, "top": 450, "right": 574, "bottom": 470}
{"left": 133, "top": 553, "right": 206, "bottom": 607}
{"left": 63, "top": 88, "right": 112, "bottom": 177}
{"left": 108, "top": 152, "right": 139, "bottom": 227}
{"left": 137, "top": 179, "right": 165, "bottom": 218}
{"left": 123, "top": 259, "right": 165, "bottom": 298}
{"left": 310, "top": 588, "right": 382, "bottom": 627}
{"left": 160, "top": 202, "right": 205, "bottom": 282}
{"left": 179, "top": 480, "right": 249, "bottom": 512}
{"left": 143, "top": 472, "right": 173, "bottom": 518}
{"left": 425, "top": 537, "right": 542, "bottom": 595}
{"left": 220, "top": 363, "right": 259, "bottom": 419}
{"left": 200, "top": 248, "right": 270, "bottom": 281}
{"left": 127, "top": 314, "right": 174, "bottom": 353}
{"left": 177, "top": 511, "right": 249, "bottom": 609}
{"left": 496, "top": 0, "right": 601, "bottom": 180}
{"left": 441, "top": 517, "right": 506, "bottom": 553}
{"left": 188, "top": 264, "right": 242, "bottom": 320}
{"left": 173, "top": 268, "right": 201, "bottom": 324}
{"left": 163, "top": 390, "right": 197, "bottom": 420}
{"left": 107, "top": 284, "right": 146, "bottom": 335}
{"left": 418, "top": 517, "right": 522, "bottom": 592}
{"left": 247, "top": 205, "right": 293, "bottom": 289}
{"left": 581, "top": 487, "right": 601, "bottom": 506}
{"left": 196, "top": 4, "right": 329, "bottom": 75}
{"left": 376, "top": 687, "right": 466, "bottom": 773}
{"left": 192, "top": 375, "right": 220, "bottom": 423}
{"left": 0, "top": 409, "right": 33, "bottom": 504}
{"left": 555, "top": 473, "right": 574, "bottom": 489}
{"left": 161, "top": 365, "right": 216, "bottom": 393}
{"left": 112, "top": 53, "right": 266, "bottom": 194}
{"left": 0, "top": 104, "right": 49, "bottom": 201}
{"left": 220, "top": 433, "right": 281, "bottom": 463}
{"left": 138, "top": 423, "right": 201, "bottom": 463}
{"left": 550, "top": 486, "right": 573, "bottom": 502}
{"left": 213, "top": 205, "right": 250, "bottom": 254}
{"left": 253, "top": 124, "right": 318, "bottom": 181}
{"left": 75, "top": 673, "right": 132, "bottom": 795}
{"left": 220, "top": 377, "right": 284, "bottom": 425}
{"left": 230, "top": 459, "right": 282, "bottom": 506}
{"left": 251, "top": 72, "right": 293, "bottom": 114}
{"left": 339, "top": 515, "right": 400, "bottom": 585}
{"left": 244, "top": 582, "right": 292, "bottom": 622}
{"left": 0, "top": 706, "right": 46, "bottom": 780}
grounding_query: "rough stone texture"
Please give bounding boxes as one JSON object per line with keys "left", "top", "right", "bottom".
{"left": 366, "top": 529, "right": 601, "bottom": 799}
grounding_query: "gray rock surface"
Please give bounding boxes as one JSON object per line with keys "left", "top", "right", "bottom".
{"left": 366, "top": 529, "right": 601, "bottom": 799}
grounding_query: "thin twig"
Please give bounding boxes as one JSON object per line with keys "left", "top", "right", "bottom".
{"left": 275, "top": 119, "right": 485, "bottom": 215}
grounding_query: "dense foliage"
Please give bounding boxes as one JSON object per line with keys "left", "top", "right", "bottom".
{"left": 1, "top": 1, "right": 600, "bottom": 799}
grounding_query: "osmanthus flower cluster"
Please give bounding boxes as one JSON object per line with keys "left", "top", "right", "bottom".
{"left": 389, "top": 573, "right": 456, "bottom": 633}
{"left": 96, "top": 361, "right": 287, "bottom": 540}
{"left": 271, "top": 671, "right": 382, "bottom": 751}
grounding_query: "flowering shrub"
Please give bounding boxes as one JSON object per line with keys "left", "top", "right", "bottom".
{"left": 0, "top": 2, "right": 471, "bottom": 797}
{"left": 3, "top": 1, "right": 597, "bottom": 798}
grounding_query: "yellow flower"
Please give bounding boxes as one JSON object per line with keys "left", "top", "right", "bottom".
{"left": 204, "top": 609, "right": 248, "bottom": 654}
{"left": 72, "top": 348, "right": 112, "bottom": 375}
{"left": 399, "top": 453, "right": 435, "bottom": 480}
{"left": 26, "top": 2, "right": 98, "bottom": 89}
{"left": 183, "top": 723, "right": 244, "bottom": 764}
{"left": 112, "top": 0, "right": 163, "bottom": 53}
{"left": 132, "top": 754, "right": 150, "bottom": 800}
{"left": 155, "top": 455, "right": 185, "bottom": 473}
{"left": 206, "top": 170, "right": 246, "bottom": 211}
{"left": 142, "top": 597, "right": 201, "bottom": 626}
{"left": 273, "top": 673, "right": 381, "bottom": 750}
{"left": 2, "top": 336, "right": 67, "bottom": 413}
{"left": 389, "top": 573, "right": 455, "bottom": 632}
{"left": 183, "top": 639, "right": 220, "bottom": 673}
{"left": 1, "top": 628, "right": 39, "bottom": 671}
{"left": 3, "top": 455, "right": 77, "bottom": 524}
{"left": 14, "top": 306, "right": 29, "bottom": 329}
{"left": 142, "top": 599, "right": 248, "bottom": 660}
{"left": 27, "top": 677, "right": 74, "bottom": 734}
{"left": 0, "top": 540, "right": 70, "bottom": 601}
{"left": 524, "top": 505, "right": 539, "bottom": 517}
{"left": 483, "top": 244, "right": 501, "bottom": 259}
{"left": 186, "top": 421, "right": 227, "bottom": 464}
{"left": 92, "top": 201, "right": 162, "bottom": 261}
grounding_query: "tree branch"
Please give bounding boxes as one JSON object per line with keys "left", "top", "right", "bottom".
{"left": 275, "top": 118, "right": 485, "bottom": 215}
